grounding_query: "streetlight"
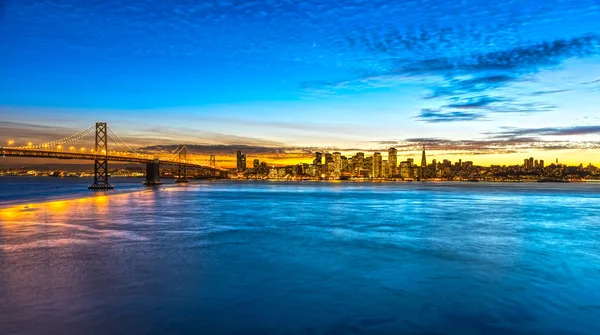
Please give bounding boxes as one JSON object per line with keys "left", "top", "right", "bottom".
{"left": 27, "top": 142, "right": 33, "bottom": 147}
{"left": 7, "top": 140, "right": 14, "bottom": 146}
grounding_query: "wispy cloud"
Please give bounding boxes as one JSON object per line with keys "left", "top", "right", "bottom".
{"left": 302, "top": 29, "right": 600, "bottom": 122}
{"left": 531, "top": 89, "right": 571, "bottom": 96}
{"left": 415, "top": 109, "right": 486, "bottom": 123}
{"left": 488, "top": 125, "right": 600, "bottom": 138}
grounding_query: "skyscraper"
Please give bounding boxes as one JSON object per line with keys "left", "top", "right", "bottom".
{"left": 236, "top": 150, "right": 247, "bottom": 172}
{"left": 420, "top": 146, "right": 427, "bottom": 179}
{"left": 388, "top": 147, "right": 397, "bottom": 177}
{"left": 333, "top": 152, "right": 342, "bottom": 177}
{"left": 355, "top": 152, "right": 365, "bottom": 174}
{"left": 373, "top": 152, "right": 382, "bottom": 178}
{"left": 325, "top": 153, "right": 333, "bottom": 165}
{"left": 313, "top": 152, "right": 322, "bottom": 166}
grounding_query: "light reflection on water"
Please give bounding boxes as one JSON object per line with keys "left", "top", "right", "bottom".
{"left": 1, "top": 180, "right": 600, "bottom": 334}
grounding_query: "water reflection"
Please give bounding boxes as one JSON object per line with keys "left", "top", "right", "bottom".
{"left": 1, "top": 182, "right": 600, "bottom": 334}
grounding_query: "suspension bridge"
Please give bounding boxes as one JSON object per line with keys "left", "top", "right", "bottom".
{"left": 0, "top": 122, "right": 229, "bottom": 190}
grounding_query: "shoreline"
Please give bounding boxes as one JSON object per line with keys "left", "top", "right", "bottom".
{"left": 2, "top": 175, "right": 599, "bottom": 183}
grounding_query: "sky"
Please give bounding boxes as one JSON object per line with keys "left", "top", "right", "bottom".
{"left": 1, "top": 0, "right": 600, "bottom": 166}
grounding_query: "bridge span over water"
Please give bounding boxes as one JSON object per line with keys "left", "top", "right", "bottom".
{"left": 1, "top": 122, "right": 230, "bottom": 189}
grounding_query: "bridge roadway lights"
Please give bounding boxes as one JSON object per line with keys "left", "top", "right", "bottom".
{"left": 143, "top": 160, "right": 163, "bottom": 186}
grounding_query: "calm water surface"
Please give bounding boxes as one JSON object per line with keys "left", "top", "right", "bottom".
{"left": 1, "top": 178, "right": 600, "bottom": 334}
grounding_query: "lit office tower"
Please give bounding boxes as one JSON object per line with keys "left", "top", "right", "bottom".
{"left": 529, "top": 157, "right": 534, "bottom": 169}
{"left": 373, "top": 152, "right": 382, "bottom": 178}
{"left": 382, "top": 160, "right": 389, "bottom": 178}
{"left": 421, "top": 145, "right": 427, "bottom": 168}
{"left": 236, "top": 150, "right": 247, "bottom": 172}
{"left": 313, "top": 152, "right": 323, "bottom": 166}
{"left": 324, "top": 153, "right": 334, "bottom": 174}
{"left": 524, "top": 159, "right": 529, "bottom": 168}
{"left": 325, "top": 153, "right": 333, "bottom": 165}
{"left": 365, "top": 156, "right": 373, "bottom": 176}
{"left": 333, "top": 152, "right": 342, "bottom": 177}
{"left": 388, "top": 147, "right": 397, "bottom": 176}
{"left": 540, "top": 160, "right": 545, "bottom": 168}
{"left": 253, "top": 159, "right": 260, "bottom": 169}
{"left": 355, "top": 152, "right": 365, "bottom": 174}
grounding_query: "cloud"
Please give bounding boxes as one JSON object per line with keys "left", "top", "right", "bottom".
{"left": 581, "top": 79, "right": 600, "bottom": 85}
{"left": 415, "top": 109, "right": 486, "bottom": 123}
{"left": 531, "top": 89, "right": 571, "bottom": 96}
{"left": 443, "top": 96, "right": 503, "bottom": 109}
{"left": 393, "top": 34, "right": 600, "bottom": 75}
{"left": 488, "top": 125, "right": 600, "bottom": 138}
{"left": 0, "top": 121, "right": 79, "bottom": 144}
{"left": 302, "top": 30, "right": 600, "bottom": 122}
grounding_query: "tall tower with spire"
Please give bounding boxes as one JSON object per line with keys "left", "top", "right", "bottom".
{"left": 420, "top": 145, "right": 427, "bottom": 180}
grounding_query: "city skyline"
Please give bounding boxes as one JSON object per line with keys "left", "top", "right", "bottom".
{"left": 2, "top": 1, "right": 600, "bottom": 166}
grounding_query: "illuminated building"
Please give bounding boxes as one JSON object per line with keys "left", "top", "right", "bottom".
{"left": 365, "top": 156, "right": 373, "bottom": 177}
{"left": 373, "top": 152, "right": 382, "bottom": 178}
{"left": 382, "top": 160, "right": 389, "bottom": 178}
{"left": 420, "top": 146, "right": 427, "bottom": 179}
{"left": 313, "top": 152, "right": 322, "bottom": 166}
{"left": 355, "top": 152, "right": 365, "bottom": 175}
{"left": 236, "top": 150, "right": 247, "bottom": 172}
{"left": 341, "top": 156, "right": 349, "bottom": 172}
{"left": 388, "top": 147, "right": 397, "bottom": 177}
{"left": 333, "top": 152, "right": 342, "bottom": 177}
{"left": 253, "top": 159, "right": 260, "bottom": 169}
{"left": 399, "top": 161, "right": 410, "bottom": 179}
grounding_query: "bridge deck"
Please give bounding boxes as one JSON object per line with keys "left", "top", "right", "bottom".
{"left": 0, "top": 148, "right": 227, "bottom": 172}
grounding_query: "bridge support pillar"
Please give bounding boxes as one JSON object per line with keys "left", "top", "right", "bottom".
{"left": 175, "top": 145, "right": 189, "bottom": 183}
{"left": 143, "top": 159, "right": 163, "bottom": 186}
{"left": 89, "top": 122, "right": 114, "bottom": 190}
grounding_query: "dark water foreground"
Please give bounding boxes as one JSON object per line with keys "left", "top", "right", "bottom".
{"left": 1, "top": 179, "right": 599, "bottom": 334}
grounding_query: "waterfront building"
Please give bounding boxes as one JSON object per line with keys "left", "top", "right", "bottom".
{"left": 333, "top": 152, "right": 342, "bottom": 178}
{"left": 313, "top": 152, "right": 322, "bottom": 166}
{"left": 399, "top": 161, "right": 410, "bottom": 179}
{"left": 236, "top": 150, "right": 247, "bottom": 172}
{"left": 365, "top": 156, "right": 373, "bottom": 177}
{"left": 373, "top": 152, "right": 382, "bottom": 178}
{"left": 388, "top": 147, "right": 397, "bottom": 177}
{"left": 355, "top": 152, "right": 365, "bottom": 175}
{"left": 382, "top": 160, "right": 389, "bottom": 178}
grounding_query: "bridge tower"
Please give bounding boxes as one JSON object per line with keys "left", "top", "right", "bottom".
{"left": 175, "top": 145, "right": 189, "bottom": 183}
{"left": 209, "top": 155, "right": 216, "bottom": 168}
{"left": 143, "top": 158, "right": 163, "bottom": 186}
{"left": 89, "top": 122, "right": 114, "bottom": 190}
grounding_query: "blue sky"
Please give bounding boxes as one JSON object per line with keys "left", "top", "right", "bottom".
{"left": 1, "top": 0, "right": 600, "bottom": 164}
